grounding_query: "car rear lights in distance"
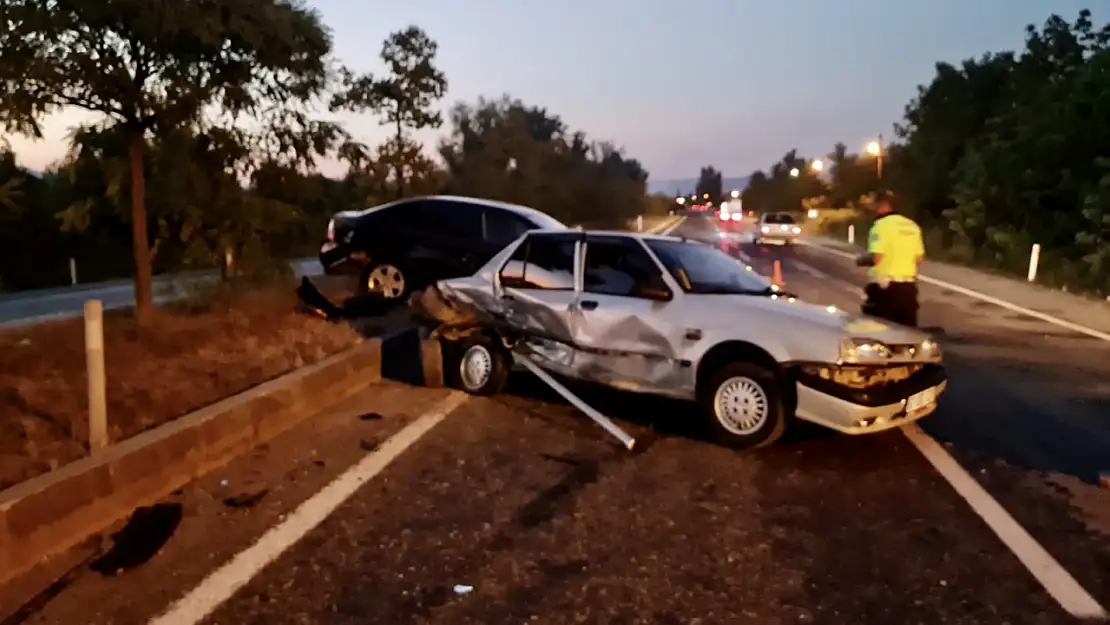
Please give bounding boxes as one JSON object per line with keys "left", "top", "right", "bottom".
{"left": 731, "top": 213, "right": 742, "bottom": 221}
{"left": 719, "top": 212, "right": 730, "bottom": 221}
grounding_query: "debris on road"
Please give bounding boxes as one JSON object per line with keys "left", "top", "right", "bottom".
{"left": 223, "top": 489, "right": 270, "bottom": 509}
{"left": 90, "top": 503, "right": 183, "bottom": 576}
{"left": 453, "top": 584, "right": 474, "bottom": 595}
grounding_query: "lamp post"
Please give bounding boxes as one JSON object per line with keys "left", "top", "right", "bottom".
{"left": 866, "top": 135, "right": 883, "bottom": 180}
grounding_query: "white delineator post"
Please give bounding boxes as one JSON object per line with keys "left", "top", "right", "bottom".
{"left": 84, "top": 300, "right": 108, "bottom": 452}
{"left": 848, "top": 225, "right": 855, "bottom": 245}
{"left": 69, "top": 257, "right": 77, "bottom": 285}
{"left": 636, "top": 215, "right": 644, "bottom": 232}
{"left": 1027, "top": 243, "right": 1041, "bottom": 282}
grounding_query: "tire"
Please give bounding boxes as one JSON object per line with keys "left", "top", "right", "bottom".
{"left": 446, "top": 334, "right": 510, "bottom": 396}
{"left": 698, "top": 362, "right": 788, "bottom": 449}
{"left": 358, "top": 261, "right": 410, "bottom": 300}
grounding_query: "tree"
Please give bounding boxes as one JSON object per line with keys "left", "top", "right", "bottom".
{"left": 332, "top": 26, "right": 447, "bottom": 199}
{"left": 0, "top": 0, "right": 339, "bottom": 321}
{"left": 439, "top": 95, "right": 650, "bottom": 226}
{"left": 695, "top": 166, "right": 723, "bottom": 204}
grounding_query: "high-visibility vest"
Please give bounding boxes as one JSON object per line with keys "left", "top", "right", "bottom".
{"left": 867, "top": 213, "right": 924, "bottom": 282}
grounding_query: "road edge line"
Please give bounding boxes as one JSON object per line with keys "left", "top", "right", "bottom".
{"left": 147, "top": 391, "right": 470, "bottom": 625}
{"left": 801, "top": 240, "right": 1110, "bottom": 343}
{"left": 901, "top": 423, "right": 1107, "bottom": 619}
{"left": 786, "top": 256, "right": 1107, "bottom": 618}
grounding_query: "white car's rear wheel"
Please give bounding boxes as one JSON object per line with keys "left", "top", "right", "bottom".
{"left": 447, "top": 335, "right": 510, "bottom": 396}
{"left": 700, "top": 362, "right": 787, "bottom": 449}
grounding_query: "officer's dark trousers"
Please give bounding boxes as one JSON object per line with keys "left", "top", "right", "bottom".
{"left": 862, "top": 281, "right": 919, "bottom": 327}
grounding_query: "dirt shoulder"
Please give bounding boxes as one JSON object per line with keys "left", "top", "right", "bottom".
{"left": 0, "top": 279, "right": 363, "bottom": 491}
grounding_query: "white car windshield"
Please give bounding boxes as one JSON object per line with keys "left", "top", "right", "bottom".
{"left": 645, "top": 239, "right": 774, "bottom": 295}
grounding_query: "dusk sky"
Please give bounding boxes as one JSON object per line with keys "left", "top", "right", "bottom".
{"left": 3, "top": 1, "right": 1104, "bottom": 183}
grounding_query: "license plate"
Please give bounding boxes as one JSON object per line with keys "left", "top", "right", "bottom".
{"left": 906, "top": 387, "right": 938, "bottom": 413}
{"left": 320, "top": 241, "right": 337, "bottom": 253}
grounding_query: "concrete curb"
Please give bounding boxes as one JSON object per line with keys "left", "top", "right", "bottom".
{"left": 0, "top": 339, "right": 383, "bottom": 586}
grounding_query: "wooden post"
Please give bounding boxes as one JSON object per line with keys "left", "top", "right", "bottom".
{"left": 84, "top": 300, "right": 108, "bottom": 452}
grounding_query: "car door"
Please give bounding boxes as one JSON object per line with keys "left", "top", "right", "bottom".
{"left": 403, "top": 199, "right": 485, "bottom": 281}
{"left": 567, "top": 235, "right": 688, "bottom": 391}
{"left": 496, "top": 231, "right": 581, "bottom": 370}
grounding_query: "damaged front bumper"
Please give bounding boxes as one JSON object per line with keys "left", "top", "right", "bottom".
{"left": 790, "top": 362, "right": 948, "bottom": 434}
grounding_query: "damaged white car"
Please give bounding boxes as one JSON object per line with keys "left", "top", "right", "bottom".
{"left": 414, "top": 229, "right": 947, "bottom": 449}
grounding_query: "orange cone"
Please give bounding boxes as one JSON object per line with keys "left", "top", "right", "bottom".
{"left": 772, "top": 260, "right": 784, "bottom": 287}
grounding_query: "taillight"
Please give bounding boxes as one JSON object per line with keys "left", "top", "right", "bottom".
{"left": 719, "top": 212, "right": 729, "bottom": 221}
{"left": 731, "top": 213, "right": 742, "bottom": 222}
{"left": 326, "top": 219, "right": 335, "bottom": 241}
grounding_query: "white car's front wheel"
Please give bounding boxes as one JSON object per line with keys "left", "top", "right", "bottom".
{"left": 700, "top": 362, "right": 788, "bottom": 449}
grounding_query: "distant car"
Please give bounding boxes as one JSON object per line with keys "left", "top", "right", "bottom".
{"left": 757, "top": 212, "right": 802, "bottom": 245}
{"left": 428, "top": 229, "right": 947, "bottom": 450}
{"left": 319, "top": 195, "right": 567, "bottom": 299}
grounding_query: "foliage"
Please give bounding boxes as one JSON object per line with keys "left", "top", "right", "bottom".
{"left": 0, "top": 23, "right": 658, "bottom": 296}
{"left": 745, "top": 8, "right": 1110, "bottom": 295}
{"left": 0, "top": 0, "right": 345, "bottom": 318}
{"left": 695, "top": 166, "right": 723, "bottom": 204}
{"left": 439, "top": 95, "right": 649, "bottom": 227}
{"left": 332, "top": 25, "right": 447, "bottom": 199}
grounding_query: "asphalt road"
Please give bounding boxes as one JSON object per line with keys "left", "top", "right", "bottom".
{"left": 0, "top": 258, "right": 320, "bottom": 327}
{"left": 5, "top": 215, "right": 1110, "bottom": 624}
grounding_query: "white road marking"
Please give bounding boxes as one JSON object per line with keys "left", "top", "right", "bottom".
{"left": 148, "top": 392, "right": 470, "bottom": 625}
{"left": 785, "top": 255, "right": 1108, "bottom": 619}
{"left": 903, "top": 424, "right": 1107, "bottom": 619}
{"left": 802, "top": 240, "right": 1110, "bottom": 343}
{"left": 655, "top": 215, "right": 687, "bottom": 235}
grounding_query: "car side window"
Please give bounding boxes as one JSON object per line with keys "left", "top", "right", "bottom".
{"left": 499, "top": 234, "right": 576, "bottom": 290}
{"left": 484, "top": 208, "right": 536, "bottom": 247}
{"left": 583, "top": 237, "right": 663, "bottom": 297}
{"left": 421, "top": 200, "right": 483, "bottom": 239}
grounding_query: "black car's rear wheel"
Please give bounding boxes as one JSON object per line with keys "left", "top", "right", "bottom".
{"left": 359, "top": 262, "right": 409, "bottom": 299}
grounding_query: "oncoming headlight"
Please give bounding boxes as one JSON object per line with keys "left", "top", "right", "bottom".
{"left": 840, "top": 338, "right": 892, "bottom": 363}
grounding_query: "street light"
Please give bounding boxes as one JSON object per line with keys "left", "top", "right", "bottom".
{"left": 810, "top": 159, "right": 824, "bottom": 172}
{"left": 866, "top": 135, "right": 884, "bottom": 179}
{"left": 730, "top": 189, "right": 740, "bottom": 199}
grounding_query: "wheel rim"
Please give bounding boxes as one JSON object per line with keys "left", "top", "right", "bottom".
{"left": 460, "top": 344, "right": 493, "bottom": 390}
{"left": 713, "top": 376, "right": 769, "bottom": 435}
{"left": 367, "top": 264, "right": 405, "bottom": 298}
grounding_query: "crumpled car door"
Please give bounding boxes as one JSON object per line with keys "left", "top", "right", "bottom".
{"left": 496, "top": 233, "right": 582, "bottom": 370}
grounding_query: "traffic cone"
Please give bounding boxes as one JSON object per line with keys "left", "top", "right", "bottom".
{"left": 772, "top": 260, "right": 784, "bottom": 288}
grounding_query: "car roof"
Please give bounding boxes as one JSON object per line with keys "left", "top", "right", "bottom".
{"left": 337, "top": 195, "right": 567, "bottom": 229}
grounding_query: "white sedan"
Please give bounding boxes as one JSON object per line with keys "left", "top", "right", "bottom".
{"left": 421, "top": 229, "right": 947, "bottom": 449}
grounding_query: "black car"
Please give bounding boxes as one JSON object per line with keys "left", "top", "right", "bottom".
{"left": 319, "top": 195, "right": 567, "bottom": 299}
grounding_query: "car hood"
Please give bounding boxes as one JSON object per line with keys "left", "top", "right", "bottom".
{"left": 705, "top": 294, "right": 929, "bottom": 343}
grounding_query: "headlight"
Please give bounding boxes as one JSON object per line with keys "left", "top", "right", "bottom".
{"left": 840, "top": 338, "right": 892, "bottom": 363}
{"left": 918, "top": 338, "right": 941, "bottom": 360}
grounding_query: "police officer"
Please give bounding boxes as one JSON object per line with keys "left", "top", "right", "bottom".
{"left": 855, "top": 190, "right": 924, "bottom": 327}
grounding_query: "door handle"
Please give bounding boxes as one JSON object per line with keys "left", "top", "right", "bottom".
{"left": 578, "top": 300, "right": 598, "bottom": 311}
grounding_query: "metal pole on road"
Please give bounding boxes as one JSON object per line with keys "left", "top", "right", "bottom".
{"left": 1027, "top": 244, "right": 1041, "bottom": 282}
{"left": 84, "top": 300, "right": 109, "bottom": 452}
